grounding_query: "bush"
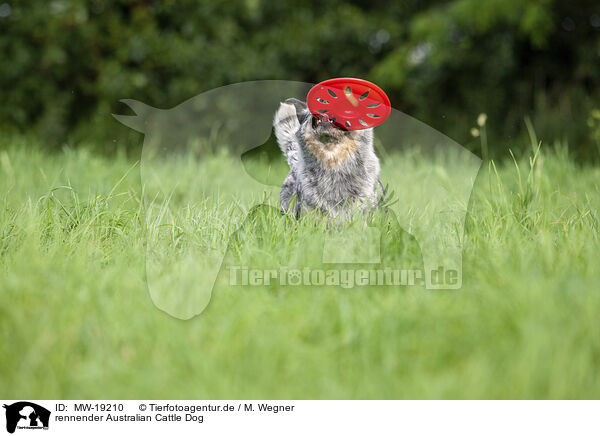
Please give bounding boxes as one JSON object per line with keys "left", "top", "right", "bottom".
{"left": 1, "top": 0, "right": 599, "bottom": 158}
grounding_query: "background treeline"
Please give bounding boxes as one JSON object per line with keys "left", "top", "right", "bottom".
{"left": 1, "top": 0, "right": 600, "bottom": 158}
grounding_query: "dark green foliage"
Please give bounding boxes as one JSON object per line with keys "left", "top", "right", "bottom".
{"left": 1, "top": 0, "right": 599, "bottom": 157}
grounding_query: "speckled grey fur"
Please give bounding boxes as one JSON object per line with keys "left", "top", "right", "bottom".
{"left": 273, "top": 98, "right": 382, "bottom": 219}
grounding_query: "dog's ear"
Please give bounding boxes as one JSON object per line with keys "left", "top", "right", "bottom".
{"left": 284, "top": 98, "right": 310, "bottom": 124}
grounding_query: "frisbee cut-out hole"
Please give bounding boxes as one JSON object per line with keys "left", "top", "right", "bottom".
{"left": 367, "top": 113, "right": 380, "bottom": 118}
{"left": 358, "top": 119, "right": 368, "bottom": 126}
{"left": 360, "top": 91, "right": 369, "bottom": 100}
{"left": 327, "top": 89, "right": 338, "bottom": 98}
{"left": 316, "top": 98, "right": 330, "bottom": 104}
{"left": 317, "top": 109, "right": 329, "bottom": 113}
{"left": 345, "top": 86, "right": 352, "bottom": 95}
{"left": 345, "top": 121, "right": 351, "bottom": 127}
{"left": 367, "top": 102, "right": 380, "bottom": 107}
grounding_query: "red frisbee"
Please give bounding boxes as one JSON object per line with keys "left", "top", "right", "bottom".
{"left": 306, "top": 78, "right": 391, "bottom": 130}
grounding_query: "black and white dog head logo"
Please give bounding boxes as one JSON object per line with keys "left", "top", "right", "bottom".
{"left": 3, "top": 402, "right": 50, "bottom": 434}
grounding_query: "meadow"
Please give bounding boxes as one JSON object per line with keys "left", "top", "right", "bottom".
{"left": 1, "top": 134, "right": 599, "bottom": 399}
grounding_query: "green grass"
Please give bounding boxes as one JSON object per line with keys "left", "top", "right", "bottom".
{"left": 1, "top": 135, "right": 599, "bottom": 399}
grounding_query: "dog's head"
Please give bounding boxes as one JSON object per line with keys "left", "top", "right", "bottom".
{"left": 284, "top": 98, "right": 372, "bottom": 169}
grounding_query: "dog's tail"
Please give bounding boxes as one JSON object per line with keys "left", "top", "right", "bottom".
{"left": 273, "top": 100, "right": 303, "bottom": 168}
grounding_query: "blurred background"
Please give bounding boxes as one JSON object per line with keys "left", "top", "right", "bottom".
{"left": 1, "top": 0, "right": 599, "bottom": 159}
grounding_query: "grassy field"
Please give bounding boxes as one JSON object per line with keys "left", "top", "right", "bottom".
{"left": 1, "top": 134, "right": 599, "bottom": 399}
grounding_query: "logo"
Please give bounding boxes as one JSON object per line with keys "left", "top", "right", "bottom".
{"left": 3, "top": 402, "right": 50, "bottom": 434}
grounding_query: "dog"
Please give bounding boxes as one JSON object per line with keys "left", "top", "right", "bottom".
{"left": 273, "top": 98, "right": 383, "bottom": 220}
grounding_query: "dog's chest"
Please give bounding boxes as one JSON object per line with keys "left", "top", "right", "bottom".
{"left": 299, "top": 151, "right": 376, "bottom": 209}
